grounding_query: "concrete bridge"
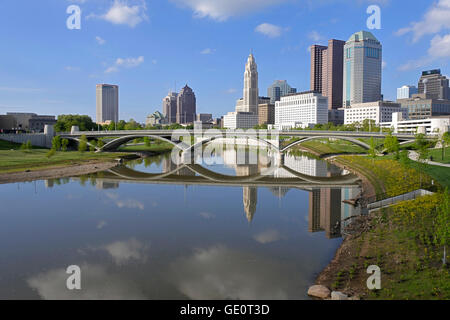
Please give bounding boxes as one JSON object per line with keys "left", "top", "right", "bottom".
{"left": 60, "top": 128, "right": 423, "bottom": 154}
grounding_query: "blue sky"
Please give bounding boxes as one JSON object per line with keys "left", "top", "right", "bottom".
{"left": 0, "top": 0, "right": 449, "bottom": 122}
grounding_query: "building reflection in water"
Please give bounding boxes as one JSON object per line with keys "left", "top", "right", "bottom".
{"left": 60, "top": 148, "right": 361, "bottom": 238}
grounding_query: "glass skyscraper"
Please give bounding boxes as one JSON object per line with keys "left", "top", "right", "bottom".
{"left": 343, "top": 31, "right": 382, "bottom": 107}
{"left": 267, "top": 80, "right": 296, "bottom": 104}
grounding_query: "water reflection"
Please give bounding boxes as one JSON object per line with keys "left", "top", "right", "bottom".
{"left": 0, "top": 150, "right": 362, "bottom": 300}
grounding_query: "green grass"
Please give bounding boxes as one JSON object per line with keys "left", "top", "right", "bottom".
{"left": 0, "top": 149, "right": 128, "bottom": 173}
{"left": 427, "top": 147, "right": 450, "bottom": 164}
{"left": 0, "top": 139, "right": 39, "bottom": 150}
{"left": 294, "top": 139, "right": 366, "bottom": 155}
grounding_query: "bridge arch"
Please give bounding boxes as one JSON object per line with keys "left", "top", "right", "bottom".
{"left": 186, "top": 135, "right": 280, "bottom": 154}
{"left": 64, "top": 137, "right": 101, "bottom": 151}
{"left": 280, "top": 136, "right": 371, "bottom": 153}
{"left": 99, "top": 135, "right": 182, "bottom": 152}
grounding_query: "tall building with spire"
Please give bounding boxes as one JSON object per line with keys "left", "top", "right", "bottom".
{"left": 242, "top": 53, "right": 259, "bottom": 114}
{"left": 224, "top": 53, "right": 260, "bottom": 129}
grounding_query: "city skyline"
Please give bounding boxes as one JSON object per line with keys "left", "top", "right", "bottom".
{"left": 0, "top": 1, "right": 449, "bottom": 123}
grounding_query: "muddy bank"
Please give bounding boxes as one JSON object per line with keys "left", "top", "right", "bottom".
{"left": 0, "top": 160, "right": 119, "bottom": 185}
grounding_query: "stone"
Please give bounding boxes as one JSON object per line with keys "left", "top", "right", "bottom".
{"left": 331, "top": 291, "right": 348, "bottom": 300}
{"left": 307, "top": 285, "right": 331, "bottom": 299}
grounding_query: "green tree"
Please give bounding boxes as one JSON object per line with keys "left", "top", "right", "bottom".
{"left": 384, "top": 133, "right": 400, "bottom": 158}
{"left": 61, "top": 138, "right": 69, "bottom": 152}
{"left": 55, "top": 115, "right": 97, "bottom": 132}
{"left": 89, "top": 139, "right": 97, "bottom": 152}
{"left": 143, "top": 137, "right": 151, "bottom": 147}
{"left": 46, "top": 149, "right": 56, "bottom": 158}
{"left": 51, "top": 135, "right": 62, "bottom": 151}
{"left": 78, "top": 135, "right": 88, "bottom": 153}
{"left": 440, "top": 131, "right": 450, "bottom": 161}
{"left": 97, "top": 138, "right": 104, "bottom": 149}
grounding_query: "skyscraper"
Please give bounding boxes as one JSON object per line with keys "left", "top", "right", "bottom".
{"left": 241, "top": 53, "right": 258, "bottom": 114}
{"left": 343, "top": 31, "right": 382, "bottom": 107}
{"left": 163, "top": 91, "right": 178, "bottom": 124}
{"left": 267, "top": 80, "right": 297, "bottom": 104}
{"left": 176, "top": 85, "right": 196, "bottom": 124}
{"left": 418, "top": 69, "right": 450, "bottom": 100}
{"left": 96, "top": 84, "right": 119, "bottom": 124}
{"left": 310, "top": 45, "right": 327, "bottom": 93}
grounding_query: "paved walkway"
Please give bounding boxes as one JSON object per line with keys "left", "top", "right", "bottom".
{"left": 408, "top": 151, "right": 450, "bottom": 168}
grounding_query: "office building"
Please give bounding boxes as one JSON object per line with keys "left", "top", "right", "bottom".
{"left": 344, "top": 101, "right": 406, "bottom": 125}
{"left": 223, "top": 112, "right": 259, "bottom": 129}
{"left": 398, "top": 94, "right": 450, "bottom": 120}
{"left": 176, "top": 85, "right": 197, "bottom": 124}
{"left": 267, "top": 80, "right": 296, "bottom": 104}
{"left": 343, "top": 31, "right": 382, "bottom": 107}
{"left": 5, "top": 112, "right": 56, "bottom": 132}
{"left": 196, "top": 113, "right": 213, "bottom": 123}
{"left": 311, "top": 39, "right": 346, "bottom": 110}
{"left": 418, "top": 69, "right": 450, "bottom": 100}
{"left": 397, "top": 85, "right": 418, "bottom": 100}
{"left": 96, "top": 84, "right": 119, "bottom": 124}
{"left": 310, "top": 45, "right": 328, "bottom": 94}
{"left": 163, "top": 91, "right": 178, "bottom": 124}
{"left": 380, "top": 112, "right": 450, "bottom": 135}
{"left": 258, "top": 103, "right": 275, "bottom": 125}
{"left": 274, "top": 91, "right": 328, "bottom": 129}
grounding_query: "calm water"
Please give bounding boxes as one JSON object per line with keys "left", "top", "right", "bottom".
{"left": 0, "top": 149, "right": 361, "bottom": 299}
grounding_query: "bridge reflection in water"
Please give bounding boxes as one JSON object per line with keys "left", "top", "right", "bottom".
{"left": 64, "top": 149, "right": 362, "bottom": 239}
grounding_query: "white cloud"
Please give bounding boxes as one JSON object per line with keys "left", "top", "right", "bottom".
{"left": 27, "top": 263, "right": 147, "bottom": 299}
{"left": 395, "top": 0, "right": 450, "bottom": 42}
{"left": 398, "top": 33, "right": 450, "bottom": 71}
{"left": 308, "top": 30, "right": 324, "bottom": 42}
{"left": 382, "top": 60, "right": 387, "bottom": 69}
{"left": 104, "top": 191, "right": 145, "bottom": 208}
{"left": 171, "top": 0, "right": 287, "bottom": 21}
{"left": 105, "top": 56, "right": 145, "bottom": 74}
{"left": 200, "top": 48, "right": 215, "bottom": 54}
{"left": 91, "top": 0, "right": 148, "bottom": 28}
{"left": 226, "top": 88, "right": 237, "bottom": 94}
{"left": 102, "top": 238, "right": 148, "bottom": 265}
{"left": 96, "top": 36, "right": 106, "bottom": 45}
{"left": 428, "top": 34, "right": 450, "bottom": 58}
{"left": 255, "top": 23, "right": 284, "bottom": 38}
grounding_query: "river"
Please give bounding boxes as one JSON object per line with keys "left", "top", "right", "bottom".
{"left": 0, "top": 148, "right": 361, "bottom": 299}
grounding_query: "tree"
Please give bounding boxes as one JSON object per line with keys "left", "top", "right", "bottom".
{"left": 78, "top": 135, "right": 87, "bottom": 153}
{"left": 436, "top": 189, "right": 449, "bottom": 266}
{"left": 440, "top": 131, "right": 450, "bottom": 161}
{"left": 143, "top": 137, "right": 151, "bottom": 147}
{"left": 384, "top": 133, "right": 399, "bottom": 158}
{"left": 89, "top": 139, "right": 97, "bottom": 152}
{"left": 368, "top": 137, "right": 377, "bottom": 158}
{"left": 61, "top": 139, "right": 69, "bottom": 152}
{"left": 51, "top": 136, "right": 62, "bottom": 151}
{"left": 55, "top": 115, "right": 96, "bottom": 132}
{"left": 97, "top": 138, "right": 104, "bottom": 149}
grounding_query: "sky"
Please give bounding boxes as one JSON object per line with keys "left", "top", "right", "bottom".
{"left": 0, "top": 0, "right": 449, "bottom": 122}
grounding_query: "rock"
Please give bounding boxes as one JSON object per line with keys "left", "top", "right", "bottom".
{"left": 331, "top": 291, "right": 348, "bottom": 300}
{"left": 307, "top": 285, "right": 331, "bottom": 299}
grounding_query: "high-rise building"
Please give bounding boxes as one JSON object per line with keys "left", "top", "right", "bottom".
{"left": 258, "top": 103, "right": 275, "bottom": 125}
{"left": 344, "top": 101, "right": 406, "bottom": 125}
{"left": 310, "top": 45, "right": 327, "bottom": 94}
{"left": 241, "top": 54, "right": 258, "bottom": 114}
{"left": 397, "top": 85, "right": 418, "bottom": 100}
{"left": 176, "top": 85, "right": 196, "bottom": 124}
{"left": 343, "top": 31, "right": 382, "bottom": 107}
{"left": 418, "top": 69, "right": 450, "bottom": 100}
{"left": 163, "top": 91, "right": 178, "bottom": 124}
{"left": 96, "top": 84, "right": 119, "bottom": 124}
{"left": 224, "top": 53, "right": 260, "bottom": 129}
{"left": 322, "top": 39, "right": 346, "bottom": 110}
{"left": 267, "top": 80, "right": 297, "bottom": 104}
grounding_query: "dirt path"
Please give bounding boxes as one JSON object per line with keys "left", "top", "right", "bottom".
{"left": 0, "top": 160, "right": 118, "bottom": 184}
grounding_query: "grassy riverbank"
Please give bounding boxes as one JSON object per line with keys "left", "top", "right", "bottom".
{"left": 317, "top": 153, "right": 449, "bottom": 300}
{"left": 428, "top": 147, "right": 450, "bottom": 164}
{"left": 0, "top": 139, "right": 130, "bottom": 173}
{"left": 288, "top": 139, "right": 367, "bottom": 156}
